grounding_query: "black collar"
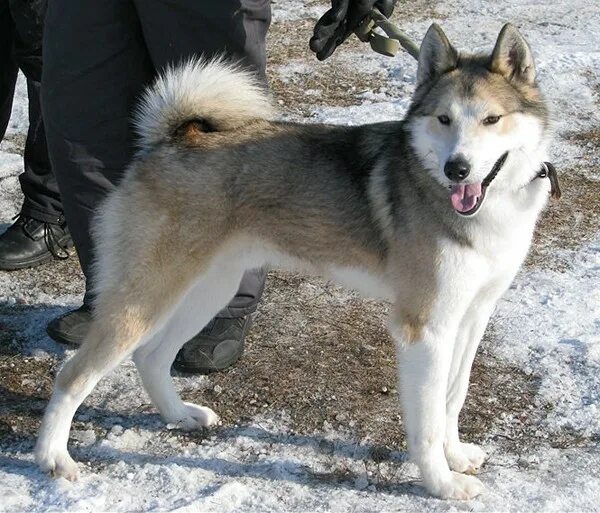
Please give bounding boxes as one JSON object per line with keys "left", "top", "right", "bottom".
{"left": 482, "top": 151, "right": 561, "bottom": 200}
{"left": 538, "top": 161, "right": 562, "bottom": 200}
{"left": 482, "top": 151, "right": 509, "bottom": 189}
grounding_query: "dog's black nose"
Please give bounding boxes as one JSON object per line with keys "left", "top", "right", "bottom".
{"left": 444, "top": 157, "right": 471, "bottom": 181}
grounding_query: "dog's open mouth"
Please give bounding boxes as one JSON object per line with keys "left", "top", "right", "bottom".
{"left": 448, "top": 151, "right": 509, "bottom": 217}
{"left": 450, "top": 182, "right": 486, "bottom": 216}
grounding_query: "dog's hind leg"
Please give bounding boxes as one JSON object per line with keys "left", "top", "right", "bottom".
{"left": 34, "top": 261, "right": 191, "bottom": 481}
{"left": 133, "top": 262, "right": 246, "bottom": 430}
{"left": 35, "top": 311, "right": 157, "bottom": 480}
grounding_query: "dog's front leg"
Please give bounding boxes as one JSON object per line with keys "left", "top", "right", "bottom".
{"left": 444, "top": 299, "right": 497, "bottom": 475}
{"left": 392, "top": 318, "right": 484, "bottom": 500}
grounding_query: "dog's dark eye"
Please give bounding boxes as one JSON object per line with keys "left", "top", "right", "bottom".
{"left": 483, "top": 115, "right": 501, "bottom": 125}
{"left": 437, "top": 115, "right": 451, "bottom": 125}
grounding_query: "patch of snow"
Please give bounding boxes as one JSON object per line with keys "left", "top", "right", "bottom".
{"left": 5, "top": 73, "right": 28, "bottom": 135}
{"left": 271, "top": 0, "right": 327, "bottom": 22}
{"left": 494, "top": 236, "right": 600, "bottom": 437}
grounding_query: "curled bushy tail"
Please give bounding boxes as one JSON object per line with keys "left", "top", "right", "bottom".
{"left": 133, "top": 57, "right": 274, "bottom": 153}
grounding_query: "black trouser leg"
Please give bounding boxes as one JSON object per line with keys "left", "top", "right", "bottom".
{"left": 2, "top": 0, "right": 61, "bottom": 222}
{"left": 134, "top": 0, "right": 271, "bottom": 78}
{"left": 42, "top": 1, "right": 153, "bottom": 304}
{"left": 43, "top": 0, "right": 270, "bottom": 315}
{"left": 0, "top": 0, "right": 18, "bottom": 142}
{"left": 19, "top": 77, "right": 63, "bottom": 222}
{"left": 227, "top": 0, "right": 271, "bottom": 317}
{"left": 135, "top": 0, "right": 271, "bottom": 318}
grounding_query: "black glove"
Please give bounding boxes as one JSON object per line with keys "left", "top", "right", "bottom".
{"left": 309, "top": 0, "right": 396, "bottom": 61}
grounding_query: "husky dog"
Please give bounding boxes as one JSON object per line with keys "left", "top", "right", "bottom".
{"left": 35, "top": 23, "right": 555, "bottom": 499}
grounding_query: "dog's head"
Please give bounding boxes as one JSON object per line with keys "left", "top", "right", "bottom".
{"left": 407, "top": 23, "right": 549, "bottom": 217}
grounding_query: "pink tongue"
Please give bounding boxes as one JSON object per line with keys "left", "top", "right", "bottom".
{"left": 450, "top": 183, "right": 482, "bottom": 213}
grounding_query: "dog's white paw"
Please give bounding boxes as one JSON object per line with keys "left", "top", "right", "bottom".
{"left": 167, "top": 403, "right": 219, "bottom": 431}
{"left": 429, "top": 472, "right": 484, "bottom": 500}
{"left": 35, "top": 447, "right": 80, "bottom": 481}
{"left": 445, "top": 442, "right": 487, "bottom": 475}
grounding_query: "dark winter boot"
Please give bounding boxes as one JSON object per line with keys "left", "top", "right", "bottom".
{"left": 0, "top": 214, "right": 71, "bottom": 270}
{"left": 173, "top": 316, "right": 254, "bottom": 374}
{"left": 46, "top": 304, "right": 92, "bottom": 346}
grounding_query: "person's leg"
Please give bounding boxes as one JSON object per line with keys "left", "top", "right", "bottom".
{"left": 45, "top": 0, "right": 271, "bottom": 375}
{"left": 9, "top": 0, "right": 62, "bottom": 221}
{"left": 0, "top": 0, "right": 71, "bottom": 270}
{"left": 135, "top": 0, "right": 270, "bottom": 78}
{"left": 135, "top": 0, "right": 271, "bottom": 372}
{"left": 18, "top": 78, "right": 63, "bottom": 223}
{"left": 42, "top": 0, "right": 153, "bottom": 299}
{"left": 42, "top": 0, "right": 154, "bottom": 342}
{"left": 0, "top": 0, "right": 17, "bottom": 140}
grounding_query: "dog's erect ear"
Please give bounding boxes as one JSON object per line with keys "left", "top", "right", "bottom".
{"left": 490, "top": 23, "right": 536, "bottom": 85}
{"left": 417, "top": 24, "right": 458, "bottom": 87}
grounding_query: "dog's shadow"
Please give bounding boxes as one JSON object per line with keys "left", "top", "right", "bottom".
{"left": 0, "top": 415, "right": 420, "bottom": 498}
{"left": 89, "top": 444, "right": 420, "bottom": 497}
{"left": 82, "top": 424, "right": 420, "bottom": 496}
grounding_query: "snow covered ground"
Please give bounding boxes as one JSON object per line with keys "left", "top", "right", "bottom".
{"left": 1, "top": 0, "right": 599, "bottom": 511}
